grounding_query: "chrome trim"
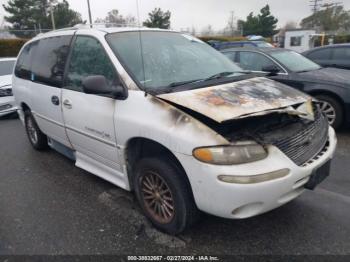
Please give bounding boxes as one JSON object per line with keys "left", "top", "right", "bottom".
{"left": 65, "top": 124, "right": 117, "bottom": 147}
{"left": 33, "top": 112, "right": 117, "bottom": 147}
{"left": 33, "top": 112, "right": 65, "bottom": 127}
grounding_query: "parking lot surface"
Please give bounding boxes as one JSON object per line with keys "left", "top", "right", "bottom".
{"left": 0, "top": 117, "right": 350, "bottom": 255}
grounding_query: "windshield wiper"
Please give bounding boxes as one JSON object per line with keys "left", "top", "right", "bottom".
{"left": 168, "top": 79, "right": 203, "bottom": 88}
{"left": 166, "top": 71, "right": 251, "bottom": 90}
{"left": 204, "top": 71, "right": 236, "bottom": 81}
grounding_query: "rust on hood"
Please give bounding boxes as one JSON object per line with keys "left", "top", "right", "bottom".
{"left": 157, "top": 77, "right": 311, "bottom": 123}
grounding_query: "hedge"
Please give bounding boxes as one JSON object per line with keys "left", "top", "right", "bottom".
{"left": 199, "top": 36, "right": 273, "bottom": 44}
{"left": 0, "top": 39, "right": 28, "bottom": 57}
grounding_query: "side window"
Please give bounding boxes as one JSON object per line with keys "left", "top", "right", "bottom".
{"left": 15, "top": 41, "right": 39, "bottom": 80}
{"left": 66, "top": 36, "right": 116, "bottom": 92}
{"left": 0, "top": 60, "right": 15, "bottom": 76}
{"left": 31, "top": 35, "right": 72, "bottom": 87}
{"left": 333, "top": 47, "right": 350, "bottom": 60}
{"left": 223, "top": 52, "right": 237, "bottom": 62}
{"left": 238, "top": 52, "right": 277, "bottom": 71}
{"left": 307, "top": 48, "right": 332, "bottom": 60}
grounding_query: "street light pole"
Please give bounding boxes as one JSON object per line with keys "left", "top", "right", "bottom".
{"left": 87, "top": 0, "right": 93, "bottom": 28}
{"left": 49, "top": 0, "right": 56, "bottom": 30}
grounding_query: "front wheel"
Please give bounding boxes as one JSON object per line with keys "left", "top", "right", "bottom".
{"left": 24, "top": 111, "right": 48, "bottom": 150}
{"left": 316, "top": 95, "right": 343, "bottom": 130}
{"left": 133, "top": 157, "right": 199, "bottom": 235}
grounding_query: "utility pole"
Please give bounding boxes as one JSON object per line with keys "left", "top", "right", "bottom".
{"left": 49, "top": 0, "right": 56, "bottom": 30}
{"left": 87, "top": 0, "right": 93, "bottom": 28}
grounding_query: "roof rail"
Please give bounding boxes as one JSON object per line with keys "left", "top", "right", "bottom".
{"left": 73, "top": 22, "right": 140, "bottom": 28}
{"left": 34, "top": 23, "right": 142, "bottom": 37}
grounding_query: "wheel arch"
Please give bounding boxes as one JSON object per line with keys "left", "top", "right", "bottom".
{"left": 124, "top": 137, "right": 193, "bottom": 194}
{"left": 20, "top": 102, "right": 31, "bottom": 112}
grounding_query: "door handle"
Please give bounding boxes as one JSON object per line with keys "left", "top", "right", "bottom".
{"left": 63, "top": 99, "right": 72, "bottom": 109}
{"left": 51, "top": 96, "right": 60, "bottom": 106}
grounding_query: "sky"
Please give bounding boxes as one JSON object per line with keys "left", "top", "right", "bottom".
{"left": 1, "top": 0, "right": 350, "bottom": 32}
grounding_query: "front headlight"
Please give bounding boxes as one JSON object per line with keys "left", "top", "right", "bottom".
{"left": 0, "top": 87, "right": 13, "bottom": 97}
{"left": 193, "top": 142, "right": 268, "bottom": 165}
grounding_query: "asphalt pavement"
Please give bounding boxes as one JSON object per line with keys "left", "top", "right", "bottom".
{"left": 0, "top": 117, "right": 349, "bottom": 256}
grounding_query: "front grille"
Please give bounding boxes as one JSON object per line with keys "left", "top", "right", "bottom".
{"left": 273, "top": 110, "right": 329, "bottom": 166}
{"left": 0, "top": 88, "right": 13, "bottom": 97}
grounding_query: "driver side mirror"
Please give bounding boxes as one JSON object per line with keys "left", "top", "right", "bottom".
{"left": 262, "top": 65, "right": 280, "bottom": 76}
{"left": 82, "top": 75, "right": 128, "bottom": 100}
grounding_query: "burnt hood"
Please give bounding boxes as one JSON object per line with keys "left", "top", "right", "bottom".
{"left": 157, "top": 77, "right": 311, "bottom": 123}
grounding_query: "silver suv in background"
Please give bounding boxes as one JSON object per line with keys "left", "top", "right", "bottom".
{"left": 12, "top": 27, "right": 336, "bottom": 234}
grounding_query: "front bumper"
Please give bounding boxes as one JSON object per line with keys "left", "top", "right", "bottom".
{"left": 0, "top": 96, "right": 17, "bottom": 117}
{"left": 175, "top": 127, "right": 337, "bottom": 219}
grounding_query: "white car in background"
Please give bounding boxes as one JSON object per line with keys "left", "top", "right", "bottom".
{"left": 0, "top": 58, "right": 17, "bottom": 117}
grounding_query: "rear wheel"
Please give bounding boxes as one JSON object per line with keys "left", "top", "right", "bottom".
{"left": 315, "top": 94, "right": 343, "bottom": 130}
{"left": 24, "top": 111, "right": 48, "bottom": 150}
{"left": 133, "top": 157, "right": 199, "bottom": 235}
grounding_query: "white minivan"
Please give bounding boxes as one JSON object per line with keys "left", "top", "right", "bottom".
{"left": 13, "top": 27, "right": 337, "bottom": 234}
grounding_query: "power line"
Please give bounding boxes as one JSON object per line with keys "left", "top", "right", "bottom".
{"left": 309, "top": 0, "right": 323, "bottom": 13}
{"left": 322, "top": 1, "right": 343, "bottom": 9}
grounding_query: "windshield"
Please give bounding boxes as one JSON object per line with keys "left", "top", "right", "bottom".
{"left": 270, "top": 50, "right": 321, "bottom": 72}
{"left": 106, "top": 31, "right": 243, "bottom": 92}
{"left": 0, "top": 60, "right": 15, "bottom": 76}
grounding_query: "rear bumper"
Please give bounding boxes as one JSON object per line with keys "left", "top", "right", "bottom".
{"left": 0, "top": 96, "right": 17, "bottom": 117}
{"left": 174, "top": 127, "right": 337, "bottom": 219}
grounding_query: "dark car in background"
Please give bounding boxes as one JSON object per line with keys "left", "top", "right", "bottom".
{"left": 302, "top": 44, "right": 350, "bottom": 70}
{"left": 208, "top": 40, "right": 273, "bottom": 50}
{"left": 221, "top": 47, "right": 350, "bottom": 129}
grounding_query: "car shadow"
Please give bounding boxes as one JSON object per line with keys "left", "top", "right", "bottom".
{"left": 0, "top": 112, "right": 19, "bottom": 120}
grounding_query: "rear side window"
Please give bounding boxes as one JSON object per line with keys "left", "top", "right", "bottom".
{"left": 31, "top": 35, "right": 72, "bottom": 87}
{"left": 0, "top": 60, "right": 15, "bottom": 76}
{"left": 307, "top": 48, "right": 332, "bottom": 60}
{"left": 15, "top": 41, "right": 39, "bottom": 80}
{"left": 333, "top": 47, "right": 350, "bottom": 60}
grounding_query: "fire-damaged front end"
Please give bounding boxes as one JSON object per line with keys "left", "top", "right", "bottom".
{"left": 157, "top": 77, "right": 337, "bottom": 219}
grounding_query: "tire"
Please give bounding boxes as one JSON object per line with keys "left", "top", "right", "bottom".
{"left": 315, "top": 94, "right": 343, "bottom": 130}
{"left": 133, "top": 157, "right": 199, "bottom": 235}
{"left": 24, "top": 111, "right": 49, "bottom": 150}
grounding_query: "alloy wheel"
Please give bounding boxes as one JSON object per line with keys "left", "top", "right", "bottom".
{"left": 319, "top": 101, "right": 336, "bottom": 125}
{"left": 141, "top": 171, "right": 175, "bottom": 224}
{"left": 27, "top": 117, "right": 38, "bottom": 144}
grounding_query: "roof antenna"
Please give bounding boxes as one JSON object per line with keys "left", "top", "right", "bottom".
{"left": 136, "top": 0, "right": 141, "bottom": 27}
{"left": 87, "top": 0, "right": 93, "bottom": 28}
{"left": 136, "top": 0, "right": 147, "bottom": 96}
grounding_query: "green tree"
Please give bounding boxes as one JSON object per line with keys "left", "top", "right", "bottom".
{"left": 51, "top": 0, "right": 84, "bottom": 29}
{"left": 3, "top": 0, "right": 83, "bottom": 38}
{"left": 143, "top": 8, "right": 171, "bottom": 29}
{"left": 300, "top": 5, "right": 350, "bottom": 33}
{"left": 240, "top": 5, "right": 278, "bottom": 37}
{"left": 95, "top": 9, "right": 136, "bottom": 27}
